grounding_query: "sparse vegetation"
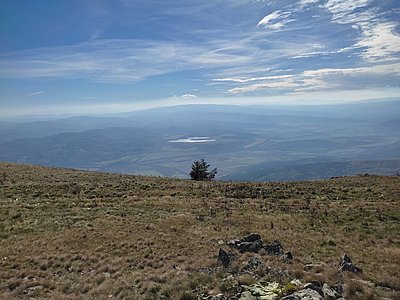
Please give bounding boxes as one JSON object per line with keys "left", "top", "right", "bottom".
{"left": 0, "top": 162, "right": 399, "bottom": 299}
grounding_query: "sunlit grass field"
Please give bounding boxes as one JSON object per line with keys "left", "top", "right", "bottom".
{"left": 1, "top": 162, "right": 399, "bottom": 299}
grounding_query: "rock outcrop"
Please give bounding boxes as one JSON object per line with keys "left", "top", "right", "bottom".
{"left": 227, "top": 233, "right": 284, "bottom": 256}
{"left": 219, "top": 248, "right": 232, "bottom": 268}
{"left": 228, "top": 233, "right": 264, "bottom": 253}
{"left": 339, "top": 254, "right": 362, "bottom": 273}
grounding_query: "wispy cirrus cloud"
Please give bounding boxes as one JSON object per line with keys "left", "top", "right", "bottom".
{"left": 319, "top": 0, "right": 400, "bottom": 62}
{"left": 0, "top": 39, "right": 253, "bottom": 83}
{"left": 180, "top": 93, "right": 197, "bottom": 99}
{"left": 0, "top": 33, "right": 326, "bottom": 85}
{"left": 355, "top": 22, "right": 400, "bottom": 62}
{"left": 298, "top": 0, "right": 320, "bottom": 7}
{"left": 323, "top": 0, "right": 372, "bottom": 21}
{"left": 213, "top": 75, "right": 295, "bottom": 84}
{"left": 27, "top": 91, "right": 45, "bottom": 97}
{"left": 257, "top": 10, "right": 294, "bottom": 30}
{"left": 225, "top": 63, "right": 400, "bottom": 94}
{"left": 0, "top": 0, "right": 398, "bottom": 109}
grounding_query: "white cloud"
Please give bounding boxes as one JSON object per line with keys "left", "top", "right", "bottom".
{"left": 315, "top": 0, "right": 400, "bottom": 63}
{"left": 180, "top": 94, "right": 198, "bottom": 99}
{"left": 355, "top": 22, "right": 400, "bottom": 62}
{"left": 27, "top": 91, "right": 44, "bottom": 97}
{"left": 226, "top": 63, "right": 400, "bottom": 94}
{"left": 257, "top": 10, "right": 293, "bottom": 30}
{"left": 228, "top": 80, "right": 300, "bottom": 93}
{"left": 299, "top": 0, "right": 320, "bottom": 6}
{"left": 323, "top": 0, "right": 372, "bottom": 21}
{"left": 213, "top": 75, "right": 294, "bottom": 83}
{"left": 0, "top": 33, "right": 328, "bottom": 86}
{"left": 0, "top": 39, "right": 254, "bottom": 83}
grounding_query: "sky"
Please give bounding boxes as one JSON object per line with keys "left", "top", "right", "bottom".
{"left": 0, "top": 0, "right": 399, "bottom": 116}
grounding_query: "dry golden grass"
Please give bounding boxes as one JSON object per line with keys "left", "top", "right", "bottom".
{"left": 0, "top": 162, "right": 399, "bottom": 299}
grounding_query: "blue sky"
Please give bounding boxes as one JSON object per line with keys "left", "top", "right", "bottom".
{"left": 0, "top": 0, "right": 399, "bottom": 116}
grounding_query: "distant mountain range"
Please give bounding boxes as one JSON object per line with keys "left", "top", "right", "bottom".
{"left": 1, "top": 100, "right": 399, "bottom": 181}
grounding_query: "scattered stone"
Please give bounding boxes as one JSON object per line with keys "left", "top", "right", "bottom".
{"left": 228, "top": 234, "right": 263, "bottom": 253}
{"left": 303, "top": 281, "right": 324, "bottom": 298}
{"left": 281, "top": 288, "right": 324, "bottom": 300}
{"left": 227, "top": 234, "right": 287, "bottom": 257}
{"left": 244, "top": 257, "right": 263, "bottom": 271}
{"left": 219, "top": 248, "right": 232, "bottom": 268}
{"left": 244, "top": 282, "right": 280, "bottom": 300}
{"left": 265, "top": 240, "right": 283, "bottom": 255}
{"left": 290, "top": 279, "right": 302, "bottom": 287}
{"left": 242, "top": 233, "right": 262, "bottom": 243}
{"left": 205, "top": 293, "right": 226, "bottom": 300}
{"left": 281, "top": 251, "right": 293, "bottom": 262}
{"left": 322, "top": 283, "right": 341, "bottom": 299}
{"left": 339, "top": 254, "right": 362, "bottom": 273}
{"left": 265, "top": 266, "right": 289, "bottom": 281}
{"left": 239, "top": 291, "right": 256, "bottom": 300}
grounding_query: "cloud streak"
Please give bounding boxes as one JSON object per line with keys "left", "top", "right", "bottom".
{"left": 27, "top": 91, "right": 45, "bottom": 97}
{"left": 257, "top": 10, "right": 294, "bottom": 30}
{"left": 319, "top": 0, "right": 400, "bottom": 62}
{"left": 226, "top": 63, "right": 400, "bottom": 94}
{"left": 0, "top": 39, "right": 256, "bottom": 83}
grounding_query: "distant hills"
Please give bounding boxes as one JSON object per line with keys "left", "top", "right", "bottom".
{"left": 1, "top": 100, "right": 399, "bottom": 180}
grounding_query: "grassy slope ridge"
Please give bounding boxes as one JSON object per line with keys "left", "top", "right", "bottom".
{"left": 225, "top": 160, "right": 400, "bottom": 182}
{"left": 0, "top": 162, "right": 399, "bottom": 299}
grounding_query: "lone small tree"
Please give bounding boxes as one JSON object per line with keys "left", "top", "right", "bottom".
{"left": 190, "top": 159, "right": 217, "bottom": 181}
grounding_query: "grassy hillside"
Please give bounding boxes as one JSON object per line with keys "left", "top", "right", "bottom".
{"left": 0, "top": 162, "right": 399, "bottom": 299}
{"left": 225, "top": 160, "right": 400, "bottom": 182}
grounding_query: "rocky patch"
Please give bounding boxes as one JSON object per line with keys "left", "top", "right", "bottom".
{"left": 227, "top": 234, "right": 285, "bottom": 257}
{"left": 339, "top": 254, "right": 362, "bottom": 273}
{"left": 209, "top": 234, "right": 356, "bottom": 300}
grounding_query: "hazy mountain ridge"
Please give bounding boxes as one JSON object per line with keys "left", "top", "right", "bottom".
{"left": 1, "top": 101, "right": 399, "bottom": 180}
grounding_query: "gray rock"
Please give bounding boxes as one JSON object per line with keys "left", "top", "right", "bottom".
{"left": 339, "top": 254, "right": 362, "bottom": 273}
{"left": 243, "top": 257, "right": 263, "bottom": 271}
{"left": 242, "top": 233, "right": 262, "bottom": 243}
{"left": 280, "top": 295, "right": 300, "bottom": 300}
{"left": 219, "top": 248, "right": 231, "bottom": 268}
{"left": 282, "top": 251, "right": 293, "bottom": 262}
{"left": 281, "top": 288, "right": 323, "bottom": 300}
{"left": 322, "top": 283, "right": 341, "bottom": 299}
{"left": 245, "top": 282, "right": 280, "bottom": 300}
{"left": 239, "top": 291, "right": 256, "bottom": 300}
{"left": 303, "top": 282, "right": 324, "bottom": 297}
{"left": 296, "top": 288, "right": 324, "bottom": 299}
{"left": 290, "top": 279, "right": 302, "bottom": 287}
{"left": 265, "top": 240, "right": 283, "bottom": 255}
{"left": 228, "top": 234, "right": 264, "bottom": 253}
{"left": 204, "top": 294, "right": 226, "bottom": 300}
{"left": 239, "top": 240, "right": 263, "bottom": 253}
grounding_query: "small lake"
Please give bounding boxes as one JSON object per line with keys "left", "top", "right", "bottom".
{"left": 168, "top": 136, "right": 216, "bottom": 143}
